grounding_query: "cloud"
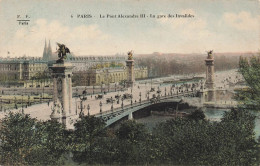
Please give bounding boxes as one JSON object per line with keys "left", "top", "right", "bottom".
{"left": 154, "top": 9, "right": 218, "bottom": 53}
{"left": 223, "top": 11, "right": 260, "bottom": 31}
{"left": 157, "top": 9, "right": 215, "bottom": 41}
{"left": 11, "top": 19, "right": 111, "bottom": 57}
{"left": 15, "top": 19, "right": 109, "bottom": 42}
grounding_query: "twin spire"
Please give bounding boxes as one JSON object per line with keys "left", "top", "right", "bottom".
{"left": 43, "top": 39, "right": 53, "bottom": 61}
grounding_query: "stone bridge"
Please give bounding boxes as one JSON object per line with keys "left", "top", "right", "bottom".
{"left": 94, "top": 90, "right": 199, "bottom": 126}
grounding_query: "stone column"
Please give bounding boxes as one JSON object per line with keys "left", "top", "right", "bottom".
{"left": 205, "top": 51, "right": 215, "bottom": 102}
{"left": 53, "top": 76, "right": 57, "bottom": 103}
{"left": 68, "top": 74, "right": 72, "bottom": 114}
{"left": 128, "top": 112, "right": 133, "bottom": 120}
{"left": 62, "top": 75, "right": 69, "bottom": 116}
{"left": 126, "top": 60, "right": 135, "bottom": 87}
{"left": 50, "top": 62, "right": 74, "bottom": 128}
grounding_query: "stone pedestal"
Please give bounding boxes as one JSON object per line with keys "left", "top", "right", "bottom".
{"left": 126, "top": 60, "right": 135, "bottom": 87}
{"left": 50, "top": 62, "right": 74, "bottom": 127}
{"left": 128, "top": 112, "right": 133, "bottom": 120}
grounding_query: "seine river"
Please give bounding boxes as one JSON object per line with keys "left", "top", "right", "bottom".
{"left": 136, "top": 108, "right": 260, "bottom": 139}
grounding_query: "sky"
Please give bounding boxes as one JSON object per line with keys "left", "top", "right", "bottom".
{"left": 0, "top": 0, "right": 259, "bottom": 57}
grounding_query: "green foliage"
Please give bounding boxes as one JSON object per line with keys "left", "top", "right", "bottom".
{"left": 114, "top": 120, "right": 151, "bottom": 165}
{"left": 0, "top": 111, "right": 257, "bottom": 165}
{"left": 0, "top": 112, "right": 39, "bottom": 165}
{"left": 26, "top": 120, "right": 68, "bottom": 165}
{"left": 72, "top": 115, "right": 106, "bottom": 164}
{"left": 116, "top": 120, "right": 148, "bottom": 143}
{"left": 237, "top": 55, "right": 260, "bottom": 111}
{"left": 187, "top": 108, "right": 206, "bottom": 121}
{"left": 151, "top": 109, "right": 258, "bottom": 165}
{"left": 0, "top": 112, "right": 68, "bottom": 165}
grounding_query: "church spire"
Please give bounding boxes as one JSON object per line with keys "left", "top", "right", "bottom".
{"left": 42, "top": 38, "right": 48, "bottom": 60}
{"left": 47, "top": 40, "right": 52, "bottom": 60}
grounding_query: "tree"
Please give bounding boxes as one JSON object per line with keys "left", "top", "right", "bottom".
{"left": 0, "top": 113, "right": 69, "bottom": 165}
{"left": 26, "top": 120, "right": 68, "bottom": 165}
{"left": 0, "top": 113, "right": 40, "bottom": 165}
{"left": 236, "top": 55, "right": 260, "bottom": 112}
{"left": 114, "top": 120, "right": 151, "bottom": 165}
{"left": 72, "top": 116, "right": 106, "bottom": 164}
{"left": 187, "top": 108, "right": 206, "bottom": 121}
{"left": 152, "top": 109, "right": 258, "bottom": 166}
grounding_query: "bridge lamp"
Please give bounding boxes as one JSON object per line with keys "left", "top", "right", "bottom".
{"left": 99, "top": 101, "right": 103, "bottom": 115}
{"left": 121, "top": 97, "right": 124, "bottom": 108}
{"left": 79, "top": 103, "right": 86, "bottom": 118}
{"left": 79, "top": 94, "right": 87, "bottom": 118}
{"left": 87, "top": 104, "right": 90, "bottom": 116}
{"left": 139, "top": 92, "right": 142, "bottom": 103}
{"left": 111, "top": 102, "right": 114, "bottom": 113}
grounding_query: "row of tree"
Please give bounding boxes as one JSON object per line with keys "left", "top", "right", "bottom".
{"left": 0, "top": 108, "right": 259, "bottom": 165}
{"left": 136, "top": 54, "right": 240, "bottom": 77}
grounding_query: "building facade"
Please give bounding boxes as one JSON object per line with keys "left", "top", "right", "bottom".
{"left": 0, "top": 40, "right": 148, "bottom": 87}
{"left": 0, "top": 57, "right": 48, "bottom": 84}
{"left": 73, "top": 67, "right": 148, "bottom": 86}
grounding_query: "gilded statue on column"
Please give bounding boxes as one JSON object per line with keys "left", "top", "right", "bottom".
{"left": 128, "top": 50, "right": 133, "bottom": 60}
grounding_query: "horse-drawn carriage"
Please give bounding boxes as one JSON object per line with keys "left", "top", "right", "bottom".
{"left": 123, "top": 93, "right": 132, "bottom": 99}
{"left": 150, "top": 88, "right": 155, "bottom": 92}
{"left": 95, "top": 94, "right": 103, "bottom": 99}
{"left": 106, "top": 97, "right": 115, "bottom": 103}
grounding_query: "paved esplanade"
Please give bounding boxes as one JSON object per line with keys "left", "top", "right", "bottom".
{"left": 0, "top": 76, "right": 201, "bottom": 121}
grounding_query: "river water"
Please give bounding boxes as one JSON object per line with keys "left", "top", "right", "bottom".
{"left": 136, "top": 108, "right": 260, "bottom": 139}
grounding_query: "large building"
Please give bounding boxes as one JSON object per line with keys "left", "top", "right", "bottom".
{"left": 0, "top": 40, "right": 148, "bottom": 87}
{"left": 0, "top": 57, "right": 48, "bottom": 83}
{"left": 73, "top": 67, "right": 148, "bottom": 86}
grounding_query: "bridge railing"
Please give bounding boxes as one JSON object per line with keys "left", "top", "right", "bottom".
{"left": 94, "top": 90, "right": 199, "bottom": 118}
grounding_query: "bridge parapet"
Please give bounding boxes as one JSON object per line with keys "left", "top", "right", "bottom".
{"left": 94, "top": 90, "right": 199, "bottom": 126}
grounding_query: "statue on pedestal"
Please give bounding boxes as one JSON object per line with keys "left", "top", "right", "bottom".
{"left": 207, "top": 50, "right": 213, "bottom": 59}
{"left": 127, "top": 50, "right": 133, "bottom": 60}
{"left": 56, "top": 43, "right": 70, "bottom": 63}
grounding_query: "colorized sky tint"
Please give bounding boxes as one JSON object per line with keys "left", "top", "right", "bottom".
{"left": 0, "top": 0, "right": 259, "bottom": 57}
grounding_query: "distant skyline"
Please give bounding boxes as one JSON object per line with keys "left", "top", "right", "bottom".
{"left": 0, "top": 0, "right": 259, "bottom": 58}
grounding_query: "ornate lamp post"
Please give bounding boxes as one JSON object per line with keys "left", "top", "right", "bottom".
{"left": 151, "top": 78, "right": 153, "bottom": 89}
{"left": 99, "top": 101, "right": 103, "bottom": 116}
{"left": 121, "top": 97, "right": 124, "bottom": 109}
{"left": 83, "top": 87, "right": 87, "bottom": 96}
{"left": 147, "top": 91, "right": 150, "bottom": 100}
{"left": 14, "top": 96, "right": 17, "bottom": 109}
{"left": 0, "top": 98, "right": 2, "bottom": 111}
{"left": 27, "top": 95, "right": 30, "bottom": 106}
{"left": 21, "top": 94, "right": 24, "bottom": 114}
{"left": 111, "top": 100, "right": 114, "bottom": 113}
{"left": 87, "top": 104, "right": 90, "bottom": 116}
{"left": 93, "top": 85, "right": 95, "bottom": 95}
{"left": 79, "top": 91, "right": 87, "bottom": 118}
{"left": 117, "top": 96, "right": 120, "bottom": 104}
{"left": 139, "top": 92, "right": 142, "bottom": 103}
